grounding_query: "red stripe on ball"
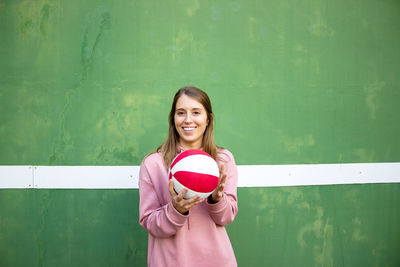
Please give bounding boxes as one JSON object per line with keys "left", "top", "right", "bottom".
{"left": 174, "top": 171, "right": 219, "bottom": 193}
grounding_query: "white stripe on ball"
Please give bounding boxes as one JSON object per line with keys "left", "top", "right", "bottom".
{"left": 171, "top": 154, "right": 219, "bottom": 177}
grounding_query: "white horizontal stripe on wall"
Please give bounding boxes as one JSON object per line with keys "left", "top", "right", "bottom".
{"left": 237, "top": 163, "right": 400, "bottom": 187}
{"left": 0, "top": 163, "right": 399, "bottom": 189}
{"left": 0, "top": 166, "right": 34, "bottom": 188}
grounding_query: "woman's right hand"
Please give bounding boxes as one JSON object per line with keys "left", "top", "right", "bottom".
{"left": 169, "top": 180, "right": 204, "bottom": 215}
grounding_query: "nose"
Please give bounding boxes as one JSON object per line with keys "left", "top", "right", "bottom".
{"left": 184, "top": 113, "right": 193, "bottom": 123}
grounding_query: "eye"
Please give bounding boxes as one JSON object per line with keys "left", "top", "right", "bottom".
{"left": 176, "top": 111, "right": 185, "bottom": 116}
{"left": 193, "top": 111, "right": 201, "bottom": 115}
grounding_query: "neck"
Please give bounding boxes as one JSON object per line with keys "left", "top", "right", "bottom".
{"left": 180, "top": 141, "right": 202, "bottom": 150}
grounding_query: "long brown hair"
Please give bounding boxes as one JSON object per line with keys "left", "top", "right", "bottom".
{"left": 158, "top": 86, "right": 218, "bottom": 168}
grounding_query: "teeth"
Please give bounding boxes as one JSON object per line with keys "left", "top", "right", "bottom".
{"left": 183, "top": 127, "right": 195, "bottom": 131}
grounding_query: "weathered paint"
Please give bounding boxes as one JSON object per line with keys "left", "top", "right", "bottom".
{"left": 1, "top": 0, "right": 399, "bottom": 266}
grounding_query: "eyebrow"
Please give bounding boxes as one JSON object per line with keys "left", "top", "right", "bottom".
{"left": 175, "top": 107, "right": 203, "bottom": 111}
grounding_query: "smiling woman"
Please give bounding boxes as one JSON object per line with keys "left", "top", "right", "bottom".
{"left": 138, "top": 86, "right": 238, "bottom": 267}
{"left": 174, "top": 94, "right": 209, "bottom": 150}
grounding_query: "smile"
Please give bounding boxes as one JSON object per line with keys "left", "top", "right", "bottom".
{"left": 183, "top": 127, "right": 196, "bottom": 131}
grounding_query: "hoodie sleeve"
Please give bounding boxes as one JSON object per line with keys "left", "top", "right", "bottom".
{"left": 138, "top": 156, "right": 188, "bottom": 238}
{"left": 207, "top": 150, "right": 238, "bottom": 226}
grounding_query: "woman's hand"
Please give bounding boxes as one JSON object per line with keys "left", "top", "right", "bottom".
{"left": 209, "top": 164, "right": 227, "bottom": 203}
{"left": 169, "top": 180, "right": 204, "bottom": 215}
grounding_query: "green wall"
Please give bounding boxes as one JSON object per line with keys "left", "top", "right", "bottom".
{"left": 1, "top": 185, "right": 399, "bottom": 267}
{"left": 1, "top": 0, "right": 399, "bottom": 266}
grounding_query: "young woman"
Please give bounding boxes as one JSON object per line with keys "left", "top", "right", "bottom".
{"left": 139, "top": 86, "right": 238, "bottom": 267}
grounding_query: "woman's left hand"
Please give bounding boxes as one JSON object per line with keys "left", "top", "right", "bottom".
{"left": 210, "top": 164, "right": 227, "bottom": 203}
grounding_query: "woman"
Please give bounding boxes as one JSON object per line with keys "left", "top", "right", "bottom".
{"left": 139, "top": 86, "right": 238, "bottom": 267}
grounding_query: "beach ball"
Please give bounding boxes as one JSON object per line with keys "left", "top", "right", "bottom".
{"left": 169, "top": 149, "right": 220, "bottom": 199}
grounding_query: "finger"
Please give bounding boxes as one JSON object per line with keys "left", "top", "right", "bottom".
{"left": 187, "top": 194, "right": 201, "bottom": 203}
{"left": 168, "top": 180, "right": 176, "bottom": 197}
{"left": 183, "top": 194, "right": 202, "bottom": 206}
{"left": 212, "top": 179, "right": 225, "bottom": 202}
{"left": 185, "top": 197, "right": 204, "bottom": 210}
{"left": 217, "top": 183, "right": 225, "bottom": 192}
{"left": 177, "top": 187, "right": 188, "bottom": 201}
{"left": 219, "top": 164, "right": 225, "bottom": 176}
{"left": 220, "top": 172, "right": 227, "bottom": 185}
{"left": 219, "top": 165, "right": 227, "bottom": 182}
{"left": 176, "top": 195, "right": 201, "bottom": 213}
{"left": 217, "top": 174, "right": 227, "bottom": 192}
{"left": 215, "top": 185, "right": 224, "bottom": 200}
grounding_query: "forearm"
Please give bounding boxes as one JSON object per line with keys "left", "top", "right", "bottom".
{"left": 138, "top": 162, "right": 188, "bottom": 238}
{"left": 139, "top": 201, "right": 187, "bottom": 238}
{"left": 207, "top": 193, "right": 238, "bottom": 226}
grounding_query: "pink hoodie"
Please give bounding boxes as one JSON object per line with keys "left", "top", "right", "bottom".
{"left": 139, "top": 148, "right": 238, "bottom": 267}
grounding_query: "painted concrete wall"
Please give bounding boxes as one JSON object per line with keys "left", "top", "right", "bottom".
{"left": 1, "top": 1, "right": 399, "bottom": 266}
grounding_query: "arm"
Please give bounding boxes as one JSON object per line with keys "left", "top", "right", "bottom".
{"left": 207, "top": 150, "right": 238, "bottom": 226}
{"left": 138, "top": 160, "right": 187, "bottom": 238}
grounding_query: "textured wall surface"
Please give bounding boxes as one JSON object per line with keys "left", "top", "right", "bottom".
{"left": 1, "top": 0, "right": 399, "bottom": 266}
{"left": 1, "top": 0, "right": 399, "bottom": 165}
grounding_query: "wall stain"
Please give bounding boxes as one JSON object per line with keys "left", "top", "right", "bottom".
{"left": 248, "top": 16, "right": 259, "bottom": 43}
{"left": 170, "top": 30, "right": 194, "bottom": 61}
{"left": 282, "top": 187, "right": 304, "bottom": 206}
{"left": 39, "top": 3, "right": 50, "bottom": 36}
{"left": 308, "top": 10, "right": 335, "bottom": 37}
{"left": 297, "top": 205, "right": 334, "bottom": 266}
{"left": 278, "top": 130, "right": 315, "bottom": 154}
{"left": 185, "top": 0, "right": 199, "bottom": 17}
{"left": 36, "top": 190, "right": 52, "bottom": 267}
{"left": 314, "top": 218, "right": 334, "bottom": 267}
{"left": 352, "top": 217, "right": 367, "bottom": 241}
{"left": 125, "top": 243, "right": 133, "bottom": 261}
{"left": 297, "top": 207, "right": 323, "bottom": 247}
{"left": 293, "top": 43, "right": 309, "bottom": 67}
{"left": 17, "top": 1, "right": 53, "bottom": 39}
{"left": 18, "top": 1, "right": 35, "bottom": 37}
{"left": 351, "top": 148, "right": 375, "bottom": 162}
{"left": 19, "top": 17, "right": 34, "bottom": 35}
{"left": 364, "top": 80, "right": 385, "bottom": 120}
{"left": 81, "top": 12, "right": 111, "bottom": 82}
{"left": 96, "top": 145, "right": 140, "bottom": 164}
{"left": 49, "top": 10, "right": 111, "bottom": 164}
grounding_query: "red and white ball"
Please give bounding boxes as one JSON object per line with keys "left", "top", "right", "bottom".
{"left": 169, "top": 149, "right": 220, "bottom": 199}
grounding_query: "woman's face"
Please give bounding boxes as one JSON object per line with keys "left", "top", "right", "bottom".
{"left": 174, "top": 94, "right": 209, "bottom": 150}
